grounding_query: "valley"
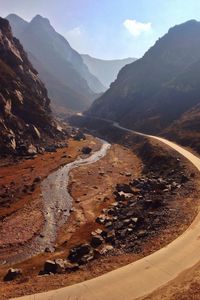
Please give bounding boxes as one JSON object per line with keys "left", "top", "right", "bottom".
{"left": 0, "top": 120, "right": 199, "bottom": 299}
{"left": 1, "top": 3, "right": 200, "bottom": 299}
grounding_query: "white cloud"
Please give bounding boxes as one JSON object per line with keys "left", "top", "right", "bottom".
{"left": 123, "top": 19, "right": 152, "bottom": 37}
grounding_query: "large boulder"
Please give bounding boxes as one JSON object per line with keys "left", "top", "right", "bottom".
{"left": 90, "top": 235, "right": 104, "bottom": 248}
{"left": 68, "top": 244, "right": 93, "bottom": 264}
{"left": 43, "top": 260, "right": 57, "bottom": 274}
{"left": 82, "top": 146, "right": 92, "bottom": 155}
{"left": 4, "top": 268, "right": 22, "bottom": 281}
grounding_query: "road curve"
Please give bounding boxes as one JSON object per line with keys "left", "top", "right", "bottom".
{"left": 12, "top": 123, "right": 200, "bottom": 300}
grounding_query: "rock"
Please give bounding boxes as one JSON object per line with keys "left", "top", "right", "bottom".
{"left": 27, "top": 144, "right": 37, "bottom": 155}
{"left": 125, "top": 172, "right": 132, "bottom": 177}
{"left": 96, "top": 214, "right": 106, "bottom": 224}
{"left": 28, "top": 124, "right": 41, "bottom": 139}
{"left": 79, "top": 252, "right": 94, "bottom": 265}
{"left": 55, "top": 259, "right": 66, "bottom": 274}
{"left": 91, "top": 228, "right": 103, "bottom": 236}
{"left": 68, "top": 244, "right": 92, "bottom": 264}
{"left": 73, "top": 131, "right": 86, "bottom": 141}
{"left": 82, "top": 146, "right": 92, "bottom": 155}
{"left": 106, "top": 230, "right": 115, "bottom": 243}
{"left": 65, "top": 262, "right": 79, "bottom": 272}
{"left": 116, "top": 184, "right": 133, "bottom": 194}
{"left": 4, "top": 268, "right": 22, "bottom": 281}
{"left": 137, "top": 230, "right": 147, "bottom": 238}
{"left": 131, "top": 217, "right": 138, "bottom": 224}
{"left": 90, "top": 235, "right": 104, "bottom": 248}
{"left": 44, "top": 246, "right": 55, "bottom": 253}
{"left": 115, "top": 191, "right": 133, "bottom": 201}
{"left": 33, "top": 176, "right": 42, "bottom": 183}
{"left": 100, "top": 245, "right": 114, "bottom": 255}
{"left": 105, "top": 221, "right": 113, "bottom": 229}
{"left": 43, "top": 260, "right": 57, "bottom": 274}
{"left": 70, "top": 207, "right": 75, "bottom": 213}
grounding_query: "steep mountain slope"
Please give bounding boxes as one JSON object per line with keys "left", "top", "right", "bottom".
{"left": 164, "top": 103, "right": 200, "bottom": 153}
{"left": 81, "top": 54, "right": 137, "bottom": 88}
{"left": 0, "top": 17, "right": 59, "bottom": 156}
{"left": 7, "top": 14, "right": 105, "bottom": 112}
{"left": 28, "top": 52, "right": 92, "bottom": 113}
{"left": 88, "top": 20, "right": 200, "bottom": 135}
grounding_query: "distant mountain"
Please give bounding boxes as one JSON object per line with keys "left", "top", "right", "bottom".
{"left": 0, "top": 17, "right": 59, "bottom": 156}
{"left": 88, "top": 20, "right": 200, "bottom": 144}
{"left": 6, "top": 14, "right": 106, "bottom": 112}
{"left": 81, "top": 54, "right": 137, "bottom": 88}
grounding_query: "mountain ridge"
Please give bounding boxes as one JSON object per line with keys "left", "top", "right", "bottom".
{"left": 88, "top": 19, "right": 200, "bottom": 138}
{"left": 6, "top": 14, "right": 106, "bottom": 112}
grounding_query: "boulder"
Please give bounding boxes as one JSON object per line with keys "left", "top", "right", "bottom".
{"left": 33, "top": 176, "right": 42, "bottom": 183}
{"left": 82, "top": 146, "right": 92, "bottom": 155}
{"left": 27, "top": 144, "right": 37, "bottom": 155}
{"left": 90, "top": 235, "right": 104, "bottom": 248}
{"left": 106, "top": 230, "right": 115, "bottom": 243}
{"left": 68, "top": 244, "right": 92, "bottom": 264}
{"left": 4, "top": 268, "right": 22, "bottom": 281}
{"left": 55, "top": 259, "right": 66, "bottom": 274}
{"left": 73, "top": 132, "right": 86, "bottom": 141}
{"left": 43, "top": 260, "right": 57, "bottom": 274}
{"left": 65, "top": 262, "right": 79, "bottom": 272}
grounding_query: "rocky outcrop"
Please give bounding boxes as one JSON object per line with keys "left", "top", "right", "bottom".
{"left": 0, "top": 17, "right": 60, "bottom": 156}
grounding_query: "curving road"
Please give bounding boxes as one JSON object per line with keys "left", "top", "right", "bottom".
{"left": 12, "top": 123, "right": 200, "bottom": 300}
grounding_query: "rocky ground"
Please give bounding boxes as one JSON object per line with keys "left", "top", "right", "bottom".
{"left": 0, "top": 123, "right": 199, "bottom": 299}
{"left": 0, "top": 130, "right": 100, "bottom": 265}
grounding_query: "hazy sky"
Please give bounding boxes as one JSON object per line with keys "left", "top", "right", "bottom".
{"left": 1, "top": 0, "right": 200, "bottom": 59}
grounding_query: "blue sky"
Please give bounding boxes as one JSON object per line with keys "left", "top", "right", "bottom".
{"left": 1, "top": 0, "right": 200, "bottom": 59}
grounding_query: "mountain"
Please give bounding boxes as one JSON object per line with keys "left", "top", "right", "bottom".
{"left": 164, "top": 102, "right": 200, "bottom": 153}
{"left": 6, "top": 14, "right": 106, "bottom": 112}
{"left": 88, "top": 20, "right": 200, "bottom": 138}
{"left": 81, "top": 54, "right": 137, "bottom": 88}
{"left": 0, "top": 17, "right": 60, "bottom": 156}
{"left": 5, "top": 13, "right": 28, "bottom": 36}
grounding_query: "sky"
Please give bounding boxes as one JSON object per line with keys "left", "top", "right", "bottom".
{"left": 1, "top": 0, "right": 200, "bottom": 59}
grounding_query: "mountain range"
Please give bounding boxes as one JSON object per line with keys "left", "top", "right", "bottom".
{"left": 88, "top": 20, "right": 200, "bottom": 152}
{"left": 81, "top": 55, "right": 137, "bottom": 88}
{"left": 6, "top": 14, "right": 106, "bottom": 113}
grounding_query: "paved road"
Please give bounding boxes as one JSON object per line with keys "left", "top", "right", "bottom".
{"left": 13, "top": 123, "right": 200, "bottom": 300}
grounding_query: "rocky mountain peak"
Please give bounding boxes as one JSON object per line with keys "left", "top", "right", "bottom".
{"left": 29, "top": 15, "right": 51, "bottom": 29}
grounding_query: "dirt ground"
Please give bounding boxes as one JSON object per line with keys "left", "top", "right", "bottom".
{"left": 0, "top": 134, "right": 200, "bottom": 299}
